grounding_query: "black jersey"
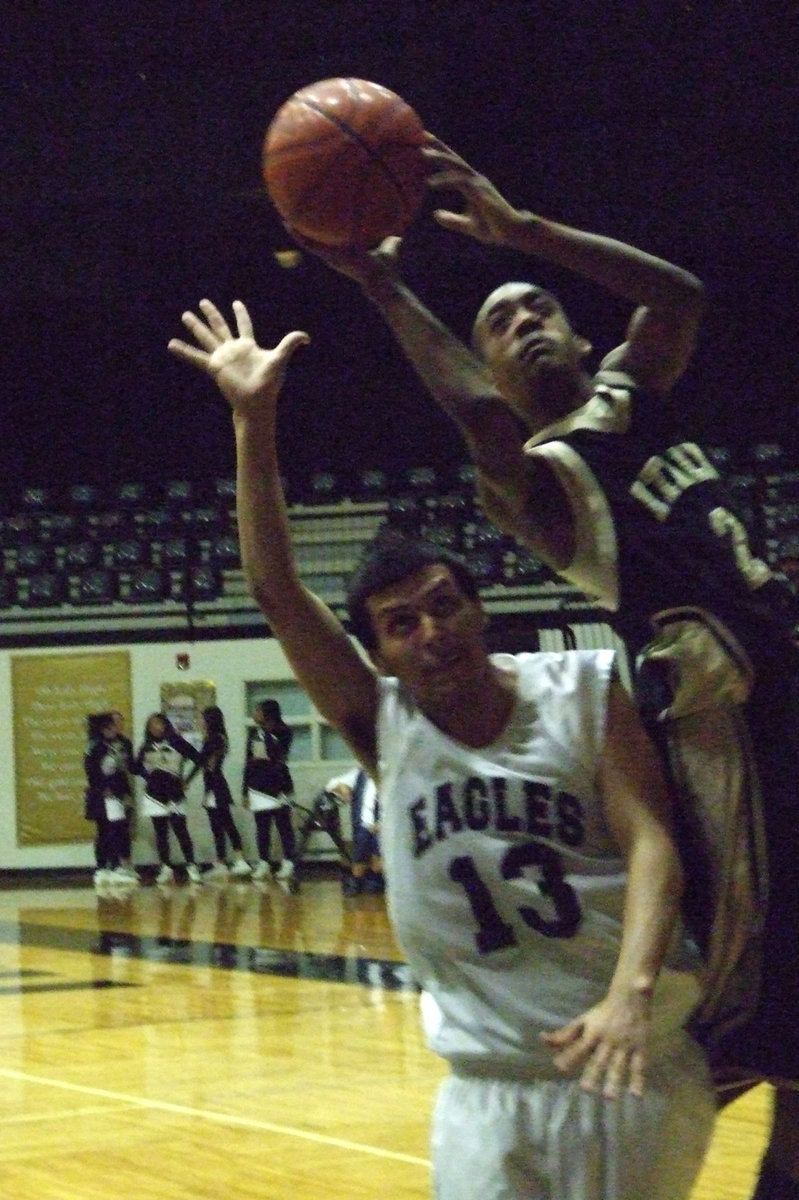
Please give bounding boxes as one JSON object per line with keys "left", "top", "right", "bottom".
{"left": 527, "top": 370, "right": 799, "bottom": 1075}
{"left": 243, "top": 726, "right": 293, "bottom": 796}
{"left": 84, "top": 736, "right": 131, "bottom": 818}
{"left": 524, "top": 369, "right": 796, "bottom": 662}
{"left": 134, "top": 730, "right": 200, "bottom": 803}
{"left": 198, "top": 731, "right": 234, "bottom": 806}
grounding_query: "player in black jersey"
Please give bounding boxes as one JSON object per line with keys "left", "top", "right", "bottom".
{"left": 289, "top": 137, "right": 799, "bottom": 1200}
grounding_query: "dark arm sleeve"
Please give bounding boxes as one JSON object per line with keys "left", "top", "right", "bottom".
{"left": 267, "top": 727, "right": 293, "bottom": 762}
{"left": 83, "top": 741, "right": 106, "bottom": 791}
{"left": 169, "top": 730, "right": 203, "bottom": 764}
{"left": 133, "top": 744, "right": 148, "bottom": 778}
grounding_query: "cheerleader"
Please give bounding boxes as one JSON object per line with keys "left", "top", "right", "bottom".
{"left": 242, "top": 699, "right": 296, "bottom": 881}
{"left": 84, "top": 712, "right": 138, "bottom": 886}
{"left": 188, "top": 706, "right": 251, "bottom": 879}
{"left": 134, "top": 713, "right": 202, "bottom": 884}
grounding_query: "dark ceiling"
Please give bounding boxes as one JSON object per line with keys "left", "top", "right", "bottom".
{"left": 2, "top": 1, "right": 796, "bottom": 505}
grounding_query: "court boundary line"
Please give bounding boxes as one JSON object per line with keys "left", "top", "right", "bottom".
{"left": 0, "top": 1067, "right": 431, "bottom": 1167}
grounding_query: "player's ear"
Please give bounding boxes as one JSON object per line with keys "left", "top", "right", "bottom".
{"left": 576, "top": 334, "right": 592, "bottom": 359}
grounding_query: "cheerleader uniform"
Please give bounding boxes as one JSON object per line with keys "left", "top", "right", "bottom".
{"left": 134, "top": 729, "right": 202, "bottom": 883}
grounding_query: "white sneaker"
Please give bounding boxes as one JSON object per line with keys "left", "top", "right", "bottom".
{"left": 229, "top": 858, "right": 252, "bottom": 878}
{"left": 275, "top": 860, "right": 295, "bottom": 881}
{"left": 93, "top": 869, "right": 112, "bottom": 886}
{"left": 110, "top": 866, "right": 139, "bottom": 884}
{"left": 204, "top": 862, "right": 229, "bottom": 879}
{"left": 156, "top": 864, "right": 174, "bottom": 885}
{"left": 251, "top": 860, "right": 271, "bottom": 880}
{"left": 186, "top": 863, "right": 203, "bottom": 884}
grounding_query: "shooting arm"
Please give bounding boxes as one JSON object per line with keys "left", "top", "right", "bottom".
{"left": 427, "top": 139, "right": 704, "bottom": 392}
{"left": 290, "top": 234, "right": 575, "bottom": 568}
{"left": 289, "top": 232, "right": 520, "bottom": 462}
{"left": 511, "top": 216, "right": 704, "bottom": 390}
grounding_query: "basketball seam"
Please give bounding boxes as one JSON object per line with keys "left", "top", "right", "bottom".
{"left": 300, "top": 96, "right": 418, "bottom": 207}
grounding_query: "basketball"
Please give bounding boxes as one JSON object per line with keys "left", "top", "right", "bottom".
{"left": 262, "top": 78, "right": 427, "bottom": 248}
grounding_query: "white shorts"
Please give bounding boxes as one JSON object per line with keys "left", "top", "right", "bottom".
{"left": 431, "top": 1044, "right": 714, "bottom": 1200}
{"left": 103, "top": 797, "right": 126, "bottom": 822}
{"left": 247, "top": 789, "right": 289, "bottom": 813}
{"left": 141, "top": 795, "right": 187, "bottom": 818}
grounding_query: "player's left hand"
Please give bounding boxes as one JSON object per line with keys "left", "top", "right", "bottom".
{"left": 424, "top": 134, "right": 526, "bottom": 247}
{"left": 540, "top": 987, "right": 652, "bottom": 1098}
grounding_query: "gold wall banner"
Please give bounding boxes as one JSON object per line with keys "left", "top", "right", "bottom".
{"left": 12, "top": 651, "right": 132, "bottom": 846}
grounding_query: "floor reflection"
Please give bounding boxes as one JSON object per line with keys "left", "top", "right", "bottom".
{"left": 0, "top": 879, "right": 416, "bottom": 995}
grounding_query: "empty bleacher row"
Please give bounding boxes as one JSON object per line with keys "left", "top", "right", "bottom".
{"left": 3, "top": 443, "right": 798, "bottom": 648}
{"left": 0, "top": 467, "right": 586, "bottom": 648}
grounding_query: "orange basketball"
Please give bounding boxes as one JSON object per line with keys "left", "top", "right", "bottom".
{"left": 263, "top": 78, "right": 427, "bottom": 249}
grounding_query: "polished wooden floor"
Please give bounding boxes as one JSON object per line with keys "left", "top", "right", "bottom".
{"left": 0, "top": 868, "right": 770, "bottom": 1199}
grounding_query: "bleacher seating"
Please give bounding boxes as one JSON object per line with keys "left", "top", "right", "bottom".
{"left": 2, "top": 445, "right": 795, "bottom": 649}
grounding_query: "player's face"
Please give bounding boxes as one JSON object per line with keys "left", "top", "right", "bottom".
{"left": 367, "top": 564, "right": 488, "bottom": 712}
{"left": 473, "top": 283, "right": 587, "bottom": 419}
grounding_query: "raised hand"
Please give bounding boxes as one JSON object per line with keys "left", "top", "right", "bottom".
{"left": 168, "top": 299, "right": 309, "bottom": 412}
{"left": 424, "top": 134, "right": 526, "bottom": 246}
{"left": 540, "top": 986, "right": 652, "bottom": 1099}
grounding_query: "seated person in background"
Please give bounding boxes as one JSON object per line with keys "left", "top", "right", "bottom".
{"left": 326, "top": 766, "right": 384, "bottom": 894}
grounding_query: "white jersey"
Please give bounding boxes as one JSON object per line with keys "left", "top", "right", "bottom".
{"left": 377, "top": 650, "right": 702, "bottom": 1079}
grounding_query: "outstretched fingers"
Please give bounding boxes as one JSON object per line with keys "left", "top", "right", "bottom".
{"left": 232, "top": 299, "right": 253, "bottom": 339}
{"left": 167, "top": 337, "right": 211, "bottom": 369}
{"left": 177, "top": 308, "right": 219, "bottom": 353}
{"left": 168, "top": 300, "right": 252, "bottom": 368}
{"left": 198, "top": 298, "right": 233, "bottom": 341}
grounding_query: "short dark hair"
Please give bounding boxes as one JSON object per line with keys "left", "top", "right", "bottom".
{"left": 345, "top": 527, "right": 480, "bottom": 652}
{"left": 143, "top": 711, "right": 174, "bottom": 741}
{"left": 471, "top": 282, "right": 564, "bottom": 356}
{"left": 86, "top": 711, "right": 114, "bottom": 739}
{"left": 256, "top": 698, "right": 285, "bottom": 726}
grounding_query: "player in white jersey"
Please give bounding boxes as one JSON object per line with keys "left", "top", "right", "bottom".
{"left": 168, "top": 299, "right": 715, "bottom": 1200}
